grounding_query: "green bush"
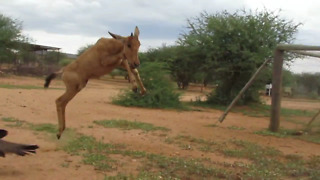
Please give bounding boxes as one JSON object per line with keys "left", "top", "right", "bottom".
{"left": 180, "top": 10, "right": 300, "bottom": 105}
{"left": 112, "top": 62, "right": 185, "bottom": 109}
{"left": 59, "top": 58, "right": 74, "bottom": 66}
{"left": 109, "top": 68, "right": 127, "bottom": 79}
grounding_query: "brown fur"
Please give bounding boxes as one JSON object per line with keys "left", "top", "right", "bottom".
{"left": 44, "top": 27, "right": 146, "bottom": 139}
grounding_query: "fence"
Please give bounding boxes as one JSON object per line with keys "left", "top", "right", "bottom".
{"left": 270, "top": 44, "right": 320, "bottom": 131}
{"left": 218, "top": 44, "right": 320, "bottom": 132}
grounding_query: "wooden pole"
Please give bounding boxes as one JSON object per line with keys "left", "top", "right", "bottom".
{"left": 305, "top": 109, "right": 320, "bottom": 131}
{"left": 277, "top": 44, "right": 320, "bottom": 51}
{"left": 269, "top": 49, "right": 284, "bottom": 132}
{"left": 218, "top": 59, "right": 271, "bottom": 123}
{"left": 290, "top": 50, "right": 320, "bottom": 58}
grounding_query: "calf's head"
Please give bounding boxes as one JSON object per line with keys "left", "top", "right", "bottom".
{"left": 108, "top": 26, "right": 141, "bottom": 69}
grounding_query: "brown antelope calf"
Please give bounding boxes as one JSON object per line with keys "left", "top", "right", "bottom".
{"left": 44, "top": 27, "right": 146, "bottom": 139}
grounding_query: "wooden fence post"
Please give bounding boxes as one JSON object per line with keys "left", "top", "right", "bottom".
{"left": 269, "top": 49, "right": 284, "bottom": 132}
{"left": 305, "top": 109, "right": 320, "bottom": 131}
{"left": 215, "top": 44, "right": 320, "bottom": 129}
{"left": 218, "top": 59, "right": 270, "bottom": 123}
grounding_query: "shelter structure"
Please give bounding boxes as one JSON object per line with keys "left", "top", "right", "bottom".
{"left": 28, "top": 43, "right": 61, "bottom": 64}
{"left": 28, "top": 43, "right": 60, "bottom": 52}
{"left": 14, "top": 43, "right": 61, "bottom": 75}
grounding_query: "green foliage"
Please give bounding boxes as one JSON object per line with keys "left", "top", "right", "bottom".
{"left": 165, "top": 135, "right": 320, "bottom": 179}
{"left": 222, "top": 140, "right": 320, "bottom": 179}
{"left": 191, "top": 101, "right": 315, "bottom": 118}
{"left": 179, "top": 9, "right": 300, "bottom": 105}
{"left": 9, "top": 114, "right": 316, "bottom": 179}
{"left": 30, "top": 123, "right": 57, "bottom": 134}
{"left": 255, "top": 129, "right": 300, "bottom": 138}
{"left": 293, "top": 73, "right": 320, "bottom": 98}
{"left": 282, "top": 69, "right": 296, "bottom": 87}
{"left": 63, "top": 134, "right": 228, "bottom": 179}
{"left": 255, "top": 129, "right": 320, "bottom": 144}
{"left": 223, "top": 140, "right": 281, "bottom": 159}
{"left": 0, "top": 84, "right": 61, "bottom": 90}
{"left": 63, "top": 135, "right": 121, "bottom": 171}
{"left": 94, "top": 119, "right": 170, "bottom": 132}
{"left": 77, "top": 44, "right": 93, "bottom": 56}
{"left": 83, "top": 153, "right": 114, "bottom": 171}
{"left": 140, "top": 45, "right": 206, "bottom": 89}
{"left": 1, "top": 117, "right": 71, "bottom": 137}
{"left": 109, "top": 68, "right": 127, "bottom": 78}
{"left": 0, "top": 14, "right": 29, "bottom": 64}
{"left": 1, "top": 117, "right": 24, "bottom": 127}
{"left": 1, "top": 117, "right": 19, "bottom": 122}
{"left": 165, "top": 135, "right": 219, "bottom": 153}
{"left": 168, "top": 45, "right": 204, "bottom": 89}
{"left": 145, "top": 154, "right": 226, "bottom": 179}
{"left": 17, "top": 45, "right": 38, "bottom": 64}
{"left": 59, "top": 58, "right": 74, "bottom": 66}
{"left": 112, "top": 62, "right": 185, "bottom": 109}
{"left": 233, "top": 103, "right": 315, "bottom": 117}
{"left": 227, "top": 126, "right": 246, "bottom": 130}
{"left": 42, "top": 51, "right": 66, "bottom": 65}
{"left": 0, "top": 13, "right": 66, "bottom": 67}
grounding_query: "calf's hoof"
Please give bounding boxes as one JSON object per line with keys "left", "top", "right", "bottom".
{"left": 140, "top": 89, "right": 147, "bottom": 95}
{"left": 132, "top": 87, "right": 138, "bottom": 93}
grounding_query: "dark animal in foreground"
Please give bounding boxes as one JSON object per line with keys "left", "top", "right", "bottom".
{"left": 0, "top": 129, "right": 39, "bottom": 157}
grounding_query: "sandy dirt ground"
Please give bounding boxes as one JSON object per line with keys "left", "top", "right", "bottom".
{"left": 0, "top": 76, "right": 319, "bottom": 180}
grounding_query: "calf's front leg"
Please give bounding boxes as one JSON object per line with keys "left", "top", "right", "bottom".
{"left": 121, "top": 60, "right": 138, "bottom": 92}
{"left": 131, "top": 68, "right": 146, "bottom": 95}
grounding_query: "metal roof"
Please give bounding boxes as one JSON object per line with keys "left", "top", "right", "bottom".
{"left": 28, "top": 43, "right": 60, "bottom": 51}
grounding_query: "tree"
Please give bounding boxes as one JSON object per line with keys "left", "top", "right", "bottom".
{"left": 0, "top": 14, "right": 29, "bottom": 65}
{"left": 294, "top": 73, "right": 320, "bottom": 96}
{"left": 77, "top": 44, "right": 93, "bottom": 56}
{"left": 282, "top": 69, "right": 296, "bottom": 87}
{"left": 167, "top": 45, "right": 202, "bottom": 89}
{"left": 59, "top": 58, "right": 74, "bottom": 67}
{"left": 179, "top": 9, "right": 301, "bottom": 104}
{"left": 140, "top": 45, "right": 202, "bottom": 89}
{"left": 42, "top": 51, "right": 66, "bottom": 65}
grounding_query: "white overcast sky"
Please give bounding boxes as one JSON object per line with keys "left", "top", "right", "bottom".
{"left": 1, "top": 0, "right": 320, "bottom": 73}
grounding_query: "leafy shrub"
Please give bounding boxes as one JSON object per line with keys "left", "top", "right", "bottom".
{"left": 112, "top": 62, "right": 185, "bottom": 109}
{"left": 59, "top": 58, "right": 74, "bottom": 66}
{"left": 181, "top": 10, "right": 300, "bottom": 105}
{"left": 109, "top": 68, "right": 127, "bottom": 79}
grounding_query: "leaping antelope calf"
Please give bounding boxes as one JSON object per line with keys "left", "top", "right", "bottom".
{"left": 44, "top": 27, "right": 146, "bottom": 139}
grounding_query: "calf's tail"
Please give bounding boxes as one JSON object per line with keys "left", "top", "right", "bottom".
{"left": 44, "top": 69, "right": 63, "bottom": 88}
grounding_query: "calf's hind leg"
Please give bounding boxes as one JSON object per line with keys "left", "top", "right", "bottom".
{"left": 56, "top": 74, "right": 85, "bottom": 139}
{"left": 56, "top": 87, "right": 79, "bottom": 139}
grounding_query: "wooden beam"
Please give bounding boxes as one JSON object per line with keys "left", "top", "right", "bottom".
{"left": 269, "top": 49, "right": 284, "bottom": 132}
{"left": 305, "top": 110, "right": 320, "bottom": 132}
{"left": 218, "top": 59, "right": 271, "bottom": 123}
{"left": 290, "top": 50, "right": 320, "bottom": 58}
{"left": 277, "top": 44, "right": 320, "bottom": 51}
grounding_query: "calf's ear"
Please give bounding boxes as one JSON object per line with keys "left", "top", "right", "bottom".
{"left": 134, "top": 26, "right": 140, "bottom": 37}
{"left": 108, "top": 32, "right": 124, "bottom": 39}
